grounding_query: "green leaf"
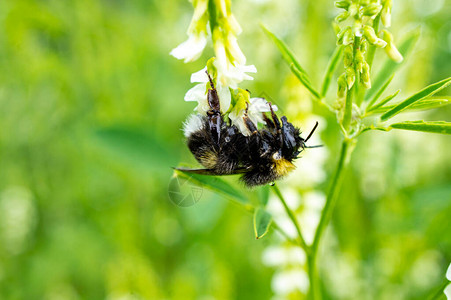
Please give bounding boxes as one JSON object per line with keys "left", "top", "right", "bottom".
{"left": 257, "top": 185, "right": 270, "bottom": 206}
{"left": 367, "top": 97, "right": 450, "bottom": 114}
{"left": 365, "top": 89, "right": 400, "bottom": 115}
{"left": 389, "top": 121, "right": 451, "bottom": 134}
{"left": 367, "top": 30, "right": 420, "bottom": 100}
{"left": 290, "top": 64, "right": 321, "bottom": 99}
{"left": 321, "top": 46, "right": 343, "bottom": 97}
{"left": 174, "top": 169, "right": 251, "bottom": 207}
{"left": 253, "top": 207, "right": 272, "bottom": 239}
{"left": 93, "top": 126, "right": 178, "bottom": 173}
{"left": 381, "top": 77, "right": 451, "bottom": 121}
{"left": 261, "top": 24, "right": 310, "bottom": 79}
{"left": 366, "top": 74, "right": 394, "bottom": 109}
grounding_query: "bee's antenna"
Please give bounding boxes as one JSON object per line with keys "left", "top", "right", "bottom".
{"left": 304, "top": 121, "right": 319, "bottom": 143}
{"left": 205, "top": 70, "right": 215, "bottom": 89}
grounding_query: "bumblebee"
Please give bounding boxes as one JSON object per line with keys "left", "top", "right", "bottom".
{"left": 177, "top": 72, "right": 319, "bottom": 187}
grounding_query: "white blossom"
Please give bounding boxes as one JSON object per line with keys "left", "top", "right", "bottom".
{"left": 184, "top": 67, "right": 231, "bottom": 113}
{"left": 228, "top": 97, "right": 277, "bottom": 135}
{"left": 170, "top": 32, "right": 208, "bottom": 63}
{"left": 212, "top": 33, "right": 256, "bottom": 89}
{"left": 445, "top": 263, "right": 451, "bottom": 300}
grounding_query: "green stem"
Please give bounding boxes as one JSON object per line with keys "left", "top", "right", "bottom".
{"left": 272, "top": 184, "right": 309, "bottom": 253}
{"left": 308, "top": 138, "right": 355, "bottom": 298}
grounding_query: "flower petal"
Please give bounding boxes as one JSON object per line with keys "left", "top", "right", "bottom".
{"left": 170, "top": 33, "right": 207, "bottom": 63}
{"left": 217, "top": 84, "right": 231, "bottom": 113}
{"left": 447, "top": 263, "right": 451, "bottom": 281}
{"left": 184, "top": 83, "right": 207, "bottom": 102}
{"left": 190, "top": 67, "right": 209, "bottom": 83}
{"left": 445, "top": 283, "right": 451, "bottom": 300}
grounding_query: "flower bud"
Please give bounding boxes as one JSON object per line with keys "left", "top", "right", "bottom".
{"left": 381, "top": 0, "right": 392, "bottom": 27}
{"left": 380, "top": 30, "right": 403, "bottom": 62}
{"left": 337, "top": 26, "right": 351, "bottom": 45}
{"left": 363, "top": 25, "right": 387, "bottom": 48}
{"left": 348, "top": 3, "right": 359, "bottom": 17}
{"left": 361, "top": 4, "right": 382, "bottom": 17}
{"left": 346, "top": 67, "right": 356, "bottom": 89}
{"left": 334, "top": 0, "right": 350, "bottom": 9}
{"left": 335, "top": 11, "right": 350, "bottom": 23}
{"left": 355, "top": 50, "right": 365, "bottom": 73}
{"left": 361, "top": 62, "right": 371, "bottom": 89}
{"left": 337, "top": 73, "right": 348, "bottom": 99}
{"left": 343, "top": 45, "right": 353, "bottom": 67}
{"left": 343, "top": 28, "right": 354, "bottom": 45}
{"left": 360, "top": 39, "right": 368, "bottom": 53}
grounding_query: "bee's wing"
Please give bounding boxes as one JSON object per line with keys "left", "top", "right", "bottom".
{"left": 173, "top": 167, "right": 248, "bottom": 175}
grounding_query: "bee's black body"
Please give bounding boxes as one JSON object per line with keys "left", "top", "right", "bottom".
{"left": 182, "top": 72, "right": 318, "bottom": 187}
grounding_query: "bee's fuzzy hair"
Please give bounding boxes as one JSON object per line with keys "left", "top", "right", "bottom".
{"left": 183, "top": 114, "right": 204, "bottom": 138}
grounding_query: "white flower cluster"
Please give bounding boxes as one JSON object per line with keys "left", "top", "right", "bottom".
{"left": 171, "top": 0, "right": 270, "bottom": 135}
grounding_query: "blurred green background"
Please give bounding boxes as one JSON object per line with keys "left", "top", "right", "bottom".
{"left": 0, "top": 0, "right": 450, "bottom": 299}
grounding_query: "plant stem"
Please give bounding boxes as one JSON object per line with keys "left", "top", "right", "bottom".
{"left": 272, "top": 184, "right": 309, "bottom": 253}
{"left": 307, "top": 138, "right": 355, "bottom": 299}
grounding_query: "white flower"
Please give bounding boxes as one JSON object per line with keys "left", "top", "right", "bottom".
{"left": 229, "top": 97, "right": 277, "bottom": 135}
{"left": 447, "top": 263, "right": 451, "bottom": 281}
{"left": 213, "top": 38, "right": 256, "bottom": 89}
{"left": 445, "top": 263, "right": 451, "bottom": 300}
{"left": 170, "top": 32, "right": 208, "bottom": 63}
{"left": 184, "top": 67, "right": 231, "bottom": 113}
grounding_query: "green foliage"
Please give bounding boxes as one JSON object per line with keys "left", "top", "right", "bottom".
{"left": 175, "top": 170, "right": 251, "bottom": 207}
{"left": 381, "top": 77, "right": 451, "bottom": 121}
{"left": 389, "top": 121, "right": 451, "bottom": 134}
{"left": 253, "top": 208, "right": 272, "bottom": 239}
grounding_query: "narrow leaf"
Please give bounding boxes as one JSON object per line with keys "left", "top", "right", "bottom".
{"left": 381, "top": 77, "right": 451, "bottom": 121}
{"left": 174, "top": 169, "right": 251, "bottom": 206}
{"left": 366, "top": 90, "right": 400, "bottom": 114}
{"left": 261, "top": 24, "right": 310, "bottom": 79}
{"left": 367, "top": 97, "right": 450, "bottom": 114}
{"left": 290, "top": 64, "right": 321, "bottom": 99}
{"left": 366, "top": 74, "right": 394, "bottom": 109}
{"left": 367, "top": 30, "right": 420, "bottom": 100}
{"left": 321, "top": 46, "right": 343, "bottom": 97}
{"left": 389, "top": 121, "right": 451, "bottom": 134}
{"left": 253, "top": 207, "right": 272, "bottom": 239}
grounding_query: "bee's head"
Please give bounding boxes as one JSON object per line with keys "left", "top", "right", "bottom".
{"left": 280, "top": 116, "right": 305, "bottom": 160}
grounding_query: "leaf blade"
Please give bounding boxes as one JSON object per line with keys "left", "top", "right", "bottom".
{"left": 253, "top": 207, "right": 272, "bottom": 239}
{"left": 321, "top": 46, "right": 343, "bottom": 97}
{"left": 174, "top": 169, "right": 251, "bottom": 207}
{"left": 261, "top": 24, "right": 310, "bottom": 78}
{"left": 290, "top": 64, "right": 321, "bottom": 99}
{"left": 389, "top": 121, "right": 451, "bottom": 134}
{"left": 367, "top": 97, "right": 450, "bottom": 115}
{"left": 381, "top": 77, "right": 451, "bottom": 121}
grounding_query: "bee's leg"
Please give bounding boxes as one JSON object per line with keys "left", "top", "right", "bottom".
{"left": 268, "top": 102, "right": 281, "bottom": 129}
{"left": 205, "top": 71, "right": 223, "bottom": 144}
{"left": 243, "top": 102, "right": 258, "bottom": 134}
{"left": 243, "top": 116, "right": 258, "bottom": 134}
{"left": 268, "top": 102, "right": 283, "bottom": 148}
{"left": 263, "top": 113, "right": 276, "bottom": 130}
